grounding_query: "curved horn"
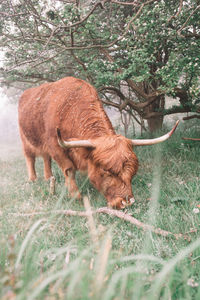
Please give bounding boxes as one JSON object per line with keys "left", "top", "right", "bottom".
{"left": 57, "top": 128, "right": 95, "bottom": 149}
{"left": 131, "top": 120, "right": 180, "bottom": 146}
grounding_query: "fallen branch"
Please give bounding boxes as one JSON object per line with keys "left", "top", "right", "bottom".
{"left": 8, "top": 207, "right": 193, "bottom": 239}
{"left": 182, "top": 137, "right": 200, "bottom": 141}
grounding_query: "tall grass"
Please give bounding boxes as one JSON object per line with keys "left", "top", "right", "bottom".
{"left": 0, "top": 123, "right": 200, "bottom": 299}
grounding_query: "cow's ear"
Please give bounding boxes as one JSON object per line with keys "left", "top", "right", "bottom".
{"left": 56, "top": 128, "right": 95, "bottom": 149}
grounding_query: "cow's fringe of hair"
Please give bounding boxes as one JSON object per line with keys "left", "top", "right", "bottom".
{"left": 90, "top": 135, "right": 139, "bottom": 177}
{"left": 9, "top": 207, "right": 197, "bottom": 240}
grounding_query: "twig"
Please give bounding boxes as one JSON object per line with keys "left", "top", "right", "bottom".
{"left": 43, "top": 26, "right": 61, "bottom": 49}
{"left": 9, "top": 207, "right": 188, "bottom": 239}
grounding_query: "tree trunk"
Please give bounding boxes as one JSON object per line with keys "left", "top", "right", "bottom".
{"left": 144, "top": 95, "right": 165, "bottom": 133}
{"left": 147, "top": 116, "right": 164, "bottom": 133}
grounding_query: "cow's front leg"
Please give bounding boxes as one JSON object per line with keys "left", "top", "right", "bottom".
{"left": 51, "top": 151, "right": 81, "bottom": 200}
{"left": 64, "top": 168, "right": 81, "bottom": 200}
{"left": 43, "top": 154, "right": 53, "bottom": 180}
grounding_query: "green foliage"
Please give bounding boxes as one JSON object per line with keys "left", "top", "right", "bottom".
{"left": 0, "top": 0, "right": 199, "bottom": 130}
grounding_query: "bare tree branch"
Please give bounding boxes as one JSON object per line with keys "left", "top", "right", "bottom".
{"left": 111, "top": 0, "right": 139, "bottom": 5}
{"left": 183, "top": 114, "right": 200, "bottom": 121}
{"left": 0, "top": 12, "right": 27, "bottom": 17}
{"left": 111, "top": 0, "right": 160, "bottom": 6}
{"left": 168, "top": 0, "right": 183, "bottom": 23}
{"left": 177, "top": 5, "right": 200, "bottom": 36}
{"left": 60, "top": 0, "right": 105, "bottom": 28}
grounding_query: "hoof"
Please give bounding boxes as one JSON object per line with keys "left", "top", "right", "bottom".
{"left": 70, "top": 191, "right": 82, "bottom": 200}
{"left": 28, "top": 177, "right": 37, "bottom": 182}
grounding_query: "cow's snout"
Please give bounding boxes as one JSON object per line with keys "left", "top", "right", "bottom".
{"left": 121, "top": 196, "right": 135, "bottom": 208}
{"left": 108, "top": 195, "right": 135, "bottom": 209}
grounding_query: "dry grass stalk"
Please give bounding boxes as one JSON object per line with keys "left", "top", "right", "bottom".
{"left": 95, "top": 232, "right": 112, "bottom": 295}
{"left": 49, "top": 176, "right": 56, "bottom": 195}
{"left": 83, "top": 196, "right": 99, "bottom": 250}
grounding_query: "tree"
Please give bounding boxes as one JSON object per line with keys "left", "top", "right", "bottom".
{"left": 0, "top": 0, "right": 200, "bottom": 132}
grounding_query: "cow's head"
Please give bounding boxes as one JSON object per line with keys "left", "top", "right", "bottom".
{"left": 57, "top": 121, "right": 179, "bottom": 209}
{"left": 86, "top": 135, "right": 138, "bottom": 208}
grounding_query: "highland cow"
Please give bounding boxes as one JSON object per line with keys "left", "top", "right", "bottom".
{"left": 18, "top": 77, "right": 179, "bottom": 209}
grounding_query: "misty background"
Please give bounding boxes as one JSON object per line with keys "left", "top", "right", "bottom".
{"left": 0, "top": 88, "right": 22, "bottom": 161}
{"left": 0, "top": 87, "right": 119, "bottom": 161}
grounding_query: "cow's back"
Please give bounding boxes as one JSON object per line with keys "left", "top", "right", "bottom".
{"left": 48, "top": 77, "right": 114, "bottom": 139}
{"left": 18, "top": 77, "right": 114, "bottom": 154}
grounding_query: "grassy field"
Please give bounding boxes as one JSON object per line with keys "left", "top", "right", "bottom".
{"left": 0, "top": 122, "right": 200, "bottom": 300}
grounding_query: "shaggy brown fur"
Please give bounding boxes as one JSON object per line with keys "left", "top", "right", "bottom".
{"left": 18, "top": 77, "right": 138, "bottom": 209}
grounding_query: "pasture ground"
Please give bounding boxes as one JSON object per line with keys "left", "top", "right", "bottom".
{"left": 0, "top": 122, "right": 200, "bottom": 300}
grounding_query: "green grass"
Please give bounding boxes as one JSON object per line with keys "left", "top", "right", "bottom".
{"left": 0, "top": 123, "right": 200, "bottom": 300}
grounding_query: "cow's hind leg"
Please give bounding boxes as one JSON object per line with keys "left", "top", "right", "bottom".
{"left": 24, "top": 152, "right": 37, "bottom": 181}
{"left": 43, "top": 154, "right": 53, "bottom": 180}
